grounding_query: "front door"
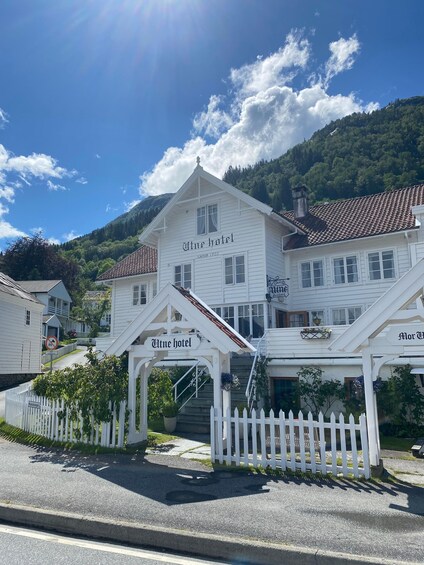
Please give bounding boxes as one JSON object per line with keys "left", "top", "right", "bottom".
{"left": 272, "top": 378, "right": 300, "bottom": 413}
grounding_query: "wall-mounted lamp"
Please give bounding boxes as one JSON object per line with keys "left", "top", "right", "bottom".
{"left": 266, "top": 293, "right": 272, "bottom": 303}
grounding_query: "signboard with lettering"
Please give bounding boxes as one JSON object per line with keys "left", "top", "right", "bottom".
{"left": 266, "top": 275, "right": 289, "bottom": 298}
{"left": 145, "top": 334, "right": 201, "bottom": 351}
{"left": 386, "top": 326, "right": 424, "bottom": 346}
{"left": 183, "top": 233, "right": 234, "bottom": 252}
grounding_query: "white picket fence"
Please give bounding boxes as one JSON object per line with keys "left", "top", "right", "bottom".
{"left": 5, "top": 388, "right": 126, "bottom": 448}
{"left": 211, "top": 407, "right": 370, "bottom": 479}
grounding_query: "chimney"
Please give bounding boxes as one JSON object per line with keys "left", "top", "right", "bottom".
{"left": 292, "top": 185, "right": 309, "bottom": 219}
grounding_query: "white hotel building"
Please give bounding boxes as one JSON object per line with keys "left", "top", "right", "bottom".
{"left": 97, "top": 163, "right": 424, "bottom": 437}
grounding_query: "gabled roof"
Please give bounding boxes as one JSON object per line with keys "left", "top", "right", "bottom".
{"left": 97, "top": 246, "right": 157, "bottom": 282}
{"left": 105, "top": 283, "right": 255, "bottom": 357}
{"left": 282, "top": 184, "right": 424, "bottom": 249}
{"left": 17, "top": 280, "right": 62, "bottom": 293}
{"left": 139, "top": 164, "right": 299, "bottom": 247}
{"left": 0, "top": 272, "right": 43, "bottom": 304}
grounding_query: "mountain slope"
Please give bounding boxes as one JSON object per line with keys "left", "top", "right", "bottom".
{"left": 223, "top": 96, "right": 424, "bottom": 211}
{"left": 61, "top": 96, "right": 424, "bottom": 287}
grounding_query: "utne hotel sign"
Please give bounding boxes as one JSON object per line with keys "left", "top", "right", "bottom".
{"left": 183, "top": 233, "right": 234, "bottom": 251}
{"left": 145, "top": 334, "right": 201, "bottom": 351}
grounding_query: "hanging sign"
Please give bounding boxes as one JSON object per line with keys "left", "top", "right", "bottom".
{"left": 386, "top": 325, "right": 424, "bottom": 346}
{"left": 145, "top": 334, "right": 201, "bottom": 351}
{"left": 266, "top": 275, "right": 289, "bottom": 298}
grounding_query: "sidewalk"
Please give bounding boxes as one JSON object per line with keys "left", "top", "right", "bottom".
{"left": 0, "top": 434, "right": 423, "bottom": 564}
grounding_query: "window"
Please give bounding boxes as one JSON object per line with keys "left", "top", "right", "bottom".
{"left": 300, "top": 260, "right": 324, "bottom": 288}
{"left": 222, "top": 306, "right": 234, "bottom": 328}
{"left": 25, "top": 309, "right": 31, "bottom": 326}
{"left": 251, "top": 304, "right": 264, "bottom": 338}
{"left": 368, "top": 250, "right": 395, "bottom": 280}
{"left": 174, "top": 264, "right": 192, "bottom": 288}
{"left": 238, "top": 305, "right": 250, "bottom": 337}
{"left": 309, "top": 310, "right": 325, "bottom": 326}
{"left": 132, "top": 284, "right": 147, "bottom": 306}
{"left": 333, "top": 256, "right": 358, "bottom": 284}
{"left": 197, "top": 204, "right": 218, "bottom": 235}
{"left": 332, "top": 307, "right": 362, "bottom": 325}
{"left": 287, "top": 311, "right": 308, "bottom": 327}
{"left": 216, "top": 303, "right": 264, "bottom": 338}
{"left": 225, "top": 255, "right": 245, "bottom": 285}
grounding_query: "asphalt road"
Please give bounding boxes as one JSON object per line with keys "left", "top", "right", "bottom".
{"left": 0, "top": 524, "right": 227, "bottom": 565}
{"left": 0, "top": 439, "right": 423, "bottom": 564}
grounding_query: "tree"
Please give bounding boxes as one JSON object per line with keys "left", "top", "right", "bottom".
{"left": 73, "top": 290, "right": 111, "bottom": 337}
{"left": 2, "top": 233, "right": 80, "bottom": 298}
{"left": 297, "top": 366, "right": 344, "bottom": 418}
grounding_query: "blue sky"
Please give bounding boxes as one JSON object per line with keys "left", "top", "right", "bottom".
{"left": 0, "top": 0, "right": 423, "bottom": 247}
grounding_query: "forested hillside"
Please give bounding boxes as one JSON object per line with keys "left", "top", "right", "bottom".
{"left": 57, "top": 96, "right": 424, "bottom": 294}
{"left": 60, "top": 193, "right": 171, "bottom": 283}
{"left": 223, "top": 96, "right": 424, "bottom": 211}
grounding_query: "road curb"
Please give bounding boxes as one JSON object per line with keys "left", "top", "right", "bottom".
{"left": 0, "top": 502, "right": 416, "bottom": 565}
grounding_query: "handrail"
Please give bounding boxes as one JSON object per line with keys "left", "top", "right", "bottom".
{"left": 245, "top": 331, "right": 268, "bottom": 412}
{"left": 173, "top": 361, "right": 210, "bottom": 410}
{"left": 173, "top": 361, "right": 200, "bottom": 400}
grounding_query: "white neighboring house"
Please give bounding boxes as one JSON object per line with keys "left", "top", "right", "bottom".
{"left": 97, "top": 163, "right": 424, "bottom": 414}
{"left": 77, "top": 290, "right": 112, "bottom": 336}
{"left": 0, "top": 272, "right": 44, "bottom": 388}
{"left": 17, "top": 280, "right": 73, "bottom": 339}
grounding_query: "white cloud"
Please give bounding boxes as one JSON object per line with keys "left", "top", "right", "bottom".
{"left": 139, "top": 31, "right": 377, "bottom": 197}
{"left": 124, "top": 199, "right": 141, "bottom": 212}
{"left": 76, "top": 177, "right": 88, "bottom": 184}
{"left": 95, "top": 153, "right": 101, "bottom": 159}
{"left": 324, "top": 35, "right": 360, "bottom": 88}
{"left": 0, "top": 107, "right": 8, "bottom": 128}
{"left": 193, "top": 95, "right": 233, "bottom": 139}
{"left": 47, "top": 236, "right": 61, "bottom": 245}
{"left": 63, "top": 230, "right": 80, "bottom": 242}
{"left": 47, "top": 180, "right": 67, "bottom": 191}
{"left": 0, "top": 130, "right": 76, "bottom": 240}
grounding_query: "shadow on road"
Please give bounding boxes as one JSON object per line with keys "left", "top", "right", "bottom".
{"left": 24, "top": 444, "right": 424, "bottom": 516}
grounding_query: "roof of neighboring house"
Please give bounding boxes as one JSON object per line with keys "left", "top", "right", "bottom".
{"left": 97, "top": 246, "right": 157, "bottom": 281}
{"left": 43, "top": 314, "right": 62, "bottom": 326}
{"left": 174, "top": 286, "right": 248, "bottom": 349}
{"left": 0, "top": 272, "right": 43, "bottom": 304}
{"left": 282, "top": 184, "right": 424, "bottom": 250}
{"left": 17, "top": 280, "right": 62, "bottom": 293}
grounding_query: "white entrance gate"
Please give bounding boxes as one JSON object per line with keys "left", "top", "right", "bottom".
{"left": 102, "top": 284, "right": 255, "bottom": 444}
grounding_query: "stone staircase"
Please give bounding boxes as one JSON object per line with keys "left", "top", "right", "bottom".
{"left": 176, "top": 355, "right": 253, "bottom": 434}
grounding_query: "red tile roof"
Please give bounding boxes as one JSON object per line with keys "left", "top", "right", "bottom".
{"left": 97, "top": 246, "right": 157, "bottom": 281}
{"left": 174, "top": 286, "right": 249, "bottom": 350}
{"left": 282, "top": 184, "right": 424, "bottom": 250}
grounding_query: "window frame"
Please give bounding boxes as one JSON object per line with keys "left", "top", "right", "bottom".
{"left": 367, "top": 249, "right": 396, "bottom": 282}
{"left": 224, "top": 254, "right": 246, "bottom": 285}
{"left": 331, "top": 306, "right": 362, "bottom": 325}
{"left": 332, "top": 254, "right": 359, "bottom": 285}
{"left": 132, "top": 283, "right": 147, "bottom": 306}
{"left": 196, "top": 203, "right": 219, "bottom": 236}
{"left": 174, "top": 263, "right": 192, "bottom": 289}
{"left": 299, "top": 259, "right": 325, "bottom": 289}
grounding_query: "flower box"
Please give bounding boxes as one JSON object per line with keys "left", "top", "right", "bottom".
{"left": 300, "top": 327, "right": 332, "bottom": 340}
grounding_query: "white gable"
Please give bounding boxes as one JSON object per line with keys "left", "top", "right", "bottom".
{"left": 105, "top": 283, "right": 255, "bottom": 357}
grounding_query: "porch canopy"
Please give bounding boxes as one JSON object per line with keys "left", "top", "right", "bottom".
{"left": 104, "top": 283, "right": 255, "bottom": 444}
{"left": 331, "top": 258, "right": 424, "bottom": 467}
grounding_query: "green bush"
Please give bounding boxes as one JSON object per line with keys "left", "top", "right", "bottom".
{"left": 147, "top": 368, "right": 173, "bottom": 422}
{"left": 33, "top": 348, "right": 128, "bottom": 437}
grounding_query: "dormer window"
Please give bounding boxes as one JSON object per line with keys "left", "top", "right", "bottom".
{"left": 197, "top": 204, "right": 218, "bottom": 235}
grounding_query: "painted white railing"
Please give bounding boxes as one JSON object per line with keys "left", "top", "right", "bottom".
{"left": 245, "top": 332, "right": 268, "bottom": 411}
{"left": 5, "top": 389, "right": 126, "bottom": 448}
{"left": 173, "top": 362, "right": 210, "bottom": 410}
{"left": 211, "top": 407, "right": 370, "bottom": 479}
